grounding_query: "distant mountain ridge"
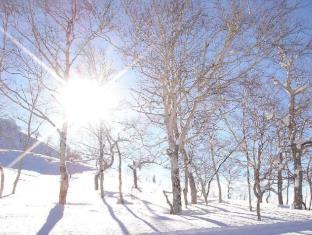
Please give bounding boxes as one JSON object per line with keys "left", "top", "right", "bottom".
{"left": 0, "top": 118, "right": 93, "bottom": 174}
{"left": 0, "top": 118, "right": 59, "bottom": 158}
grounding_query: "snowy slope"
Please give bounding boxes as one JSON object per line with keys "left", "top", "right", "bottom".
{"left": 0, "top": 149, "right": 92, "bottom": 175}
{"left": 0, "top": 118, "right": 59, "bottom": 158}
{"left": 0, "top": 168, "right": 311, "bottom": 235}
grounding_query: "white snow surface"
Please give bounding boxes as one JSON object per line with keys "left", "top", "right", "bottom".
{"left": 0, "top": 168, "right": 311, "bottom": 235}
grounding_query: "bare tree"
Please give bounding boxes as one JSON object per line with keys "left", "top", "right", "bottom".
{"left": 89, "top": 122, "right": 115, "bottom": 198}
{"left": 207, "top": 131, "right": 223, "bottom": 203}
{"left": 241, "top": 80, "right": 279, "bottom": 221}
{"left": 120, "top": 0, "right": 271, "bottom": 213}
{"left": 222, "top": 158, "right": 241, "bottom": 200}
{"left": 0, "top": 0, "right": 114, "bottom": 204}
{"left": 11, "top": 80, "right": 42, "bottom": 194}
{"left": 271, "top": 42, "right": 312, "bottom": 209}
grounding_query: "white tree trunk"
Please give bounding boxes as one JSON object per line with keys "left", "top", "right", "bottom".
{"left": 59, "top": 122, "right": 69, "bottom": 204}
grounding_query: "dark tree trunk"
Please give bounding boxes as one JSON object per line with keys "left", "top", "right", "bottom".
{"left": 309, "top": 184, "right": 312, "bottom": 210}
{"left": 253, "top": 167, "right": 262, "bottom": 221}
{"left": 256, "top": 199, "right": 261, "bottom": 221}
{"left": 117, "top": 144, "right": 124, "bottom": 204}
{"left": 211, "top": 147, "right": 222, "bottom": 203}
{"left": 286, "top": 172, "right": 290, "bottom": 205}
{"left": 205, "top": 180, "right": 213, "bottom": 205}
{"left": 246, "top": 162, "right": 252, "bottom": 211}
{"left": 94, "top": 171, "right": 100, "bottom": 190}
{"left": 12, "top": 160, "right": 23, "bottom": 194}
{"left": 183, "top": 158, "right": 189, "bottom": 207}
{"left": 183, "top": 188, "right": 188, "bottom": 208}
{"left": 227, "top": 182, "right": 231, "bottom": 199}
{"left": 182, "top": 148, "right": 197, "bottom": 204}
{"left": 293, "top": 151, "right": 303, "bottom": 209}
{"left": 277, "top": 170, "right": 283, "bottom": 206}
{"left": 100, "top": 171, "right": 104, "bottom": 198}
{"left": 277, "top": 153, "right": 284, "bottom": 206}
{"left": 131, "top": 161, "right": 138, "bottom": 189}
{"left": 189, "top": 172, "right": 197, "bottom": 204}
{"left": 266, "top": 191, "right": 271, "bottom": 203}
{"left": 169, "top": 146, "right": 182, "bottom": 214}
{"left": 199, "top": 179, "right": 207, "bottom": 205}
{"left": 183, "top": 168, "right": 188, "bottom": 207}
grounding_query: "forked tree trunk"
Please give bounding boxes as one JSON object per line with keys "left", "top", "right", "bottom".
{"left": 97, "top": 157, "right": 104, "bottom": 198}
{"left": 205, "top": 179, "right": 213, "bottom": 205}
{"left": 59, "top": 123, "right": 69, "bottom": 204}
{"left": 198, "top": 178, "right": 207, "bottom": 205}
{"left": 182, "top": 148, "right": 197, "bottom": 204}
{"left": 0, "top": 165, "right": 4, "bottom": 198}
{"left": 254, "top": 167, "right": 262, "bottom": 221}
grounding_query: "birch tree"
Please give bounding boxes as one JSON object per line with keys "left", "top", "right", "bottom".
{"left": 271, "top": 43, "right": 312, "bottom": 209}
{"left": 12, "top": 79, "right": 43, "bottom": 194}
{"left": 90, "top": 122, "right": 115, "bottom": 199}
{"left": 0, "top": 0, "right": 114, "bottom": 204}
{"left": 120, "top": 0, "right": 271, "bottom": 214}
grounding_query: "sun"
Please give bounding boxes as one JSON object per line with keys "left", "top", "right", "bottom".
{"left": 58, "top": 77, "right": 119, "bottom": 126}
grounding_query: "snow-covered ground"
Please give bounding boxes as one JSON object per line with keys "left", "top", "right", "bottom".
{"left": 0, "top": 168, "right": 311, "bottom": 235}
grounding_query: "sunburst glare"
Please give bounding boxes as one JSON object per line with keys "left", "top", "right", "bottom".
{"left": 59, "top": 77, "right": 120, "bottom": 126}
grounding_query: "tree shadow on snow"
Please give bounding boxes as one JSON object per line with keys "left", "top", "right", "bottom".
{"left": 130, "top": 194, "right": 172, "bottom": 221}
{"left": 102, "top": 198, "right": 130, "bottom": 235}
{"left": 37, "top": 204, "right": 64, "bottom": 235}
{"left": 153, "top": 220, "right": 312, "bottom": 235}
{"left": 179, "top": 213, "right": 229, "bottom": 227}
{"left": 123, "top": 204, "right": 160, "bottom": 233}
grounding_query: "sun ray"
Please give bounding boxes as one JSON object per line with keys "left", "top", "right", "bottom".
{"left": 0, "top": 27, "right": 64, "bottom": 84}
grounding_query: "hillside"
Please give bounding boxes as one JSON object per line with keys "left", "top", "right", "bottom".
{"left": 0, "top": 118, "right": 58, "bottom": 158}
{"left": 0, "top": 118, "right": 92, "bottom": 175}
{"left": 0, "top": 149, "right": 92, "bottom": 175}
